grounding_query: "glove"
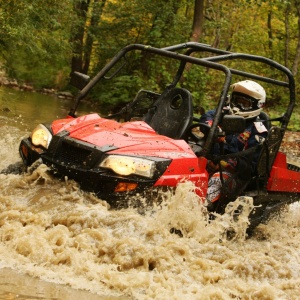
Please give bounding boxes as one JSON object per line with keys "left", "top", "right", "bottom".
{"left": 220, "top": 160, "right": 229, "bottom": 168}
{"left": 207, "top": 160, "right": 219, "bottom": 174}
{"left": 220, "top": 158, "right": 237, "bottom": 173}
{"left": 217, "top": 136, "right": 226, "bottom": 143}
{"left": 216, "top": 126, "right": 226, "bottom": 143}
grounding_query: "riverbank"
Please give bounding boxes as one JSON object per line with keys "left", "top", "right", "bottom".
{"left": 0, "top": 76, "right": 74, "bottom": 99}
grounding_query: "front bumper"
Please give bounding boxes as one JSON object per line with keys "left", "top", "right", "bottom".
{"left": 19, "top": 138, "right": 44, "bottom": 166}
{"left": 43, "top": 155, "right": 159, "bottom": 206}
{"left": 19, "top": 135, "right": 171, "bottom": 207}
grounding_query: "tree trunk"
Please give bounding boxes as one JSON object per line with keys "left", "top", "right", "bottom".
{"left": 284, "top": 4, "right": 290, "bottom": 68}
{"left": 70, "top": 0, "right": 90, "bottom": 74}
{"left": 292, "top": 2, "right": 300, "bottom": 75}
{"left": 191, "top": 0, "right": 205, "bottom": 42}
{"left": 82, "top": 0, "right": 106, "bottom": 74}
{"left": 267, "top": 10, "right": 273, "bottom": 57}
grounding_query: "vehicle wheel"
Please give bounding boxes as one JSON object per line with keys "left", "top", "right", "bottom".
{"left": 287, "top": 163, "right": 300, "bottom": 172}
{"left": 0, "top": 161, "right": 26, "bottom": 175}
{"left": 247, "top": 201, "right": 289, "bottom": 235}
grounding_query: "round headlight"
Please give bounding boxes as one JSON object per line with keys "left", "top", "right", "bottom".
{"left": 31, "top": 124, "right": 52, "bottom": 148}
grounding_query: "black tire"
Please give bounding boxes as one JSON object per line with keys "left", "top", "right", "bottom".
{"left": 287, "top": 163, "right": 300, "bottom": 172}
{"left": 0, "top": 161, "right": 26, "bottom": 175}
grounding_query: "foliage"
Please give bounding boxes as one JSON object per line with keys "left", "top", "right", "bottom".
{"left": 90, "top": 75, "right": 144, "bottom": 114}
{"left": 0, "top": 0, "right": 73, "bottom": 87}
{"left": 0, "top": 0, "right": 300, "bottom": 129}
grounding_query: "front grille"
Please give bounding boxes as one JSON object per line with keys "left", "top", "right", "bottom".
{"left": 60, "top": 140, "right": 93, "bottom": 165}
{"left": 47, "top": 133, "right": 117, "bottom": 169}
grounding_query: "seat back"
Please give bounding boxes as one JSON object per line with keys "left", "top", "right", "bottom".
{"left": 125, "top": 90, "right": 160, "bottom": 121}
{"left": 143, "top": 87, "right": 193, "bottom": 139}
{"left": 256, "top": 126, "right": 284, "bottom": 184}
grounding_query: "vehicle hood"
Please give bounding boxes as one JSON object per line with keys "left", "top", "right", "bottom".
{"left": 51, "top": 113, "right": 195, "bottom": 159}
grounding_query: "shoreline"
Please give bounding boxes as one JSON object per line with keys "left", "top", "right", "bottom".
{"left": 0, "top": 76, "right": 74, "bottom": 100}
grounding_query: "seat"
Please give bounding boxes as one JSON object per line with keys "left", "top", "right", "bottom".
{"left": 106, "top": 90, "right": 160, "bottom": 122}
{"left": 142, "top": 87, "right": 193, "bottom": 139}
{"left": 126, "top": 90, "right": 160, "bottom": 121}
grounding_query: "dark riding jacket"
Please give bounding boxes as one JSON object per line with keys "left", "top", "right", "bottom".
{"left": 200, "top": 109, "right": 268, "bottom": 177}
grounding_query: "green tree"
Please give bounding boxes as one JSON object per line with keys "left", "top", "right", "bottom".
{"left": 0, "top": 0, "right": 73, "bottom": 88}
{"left": 1, "top": 0, "right": 300, "bottom": 111}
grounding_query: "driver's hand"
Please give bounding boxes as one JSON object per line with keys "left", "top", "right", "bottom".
{"left": 216, "top": 126, "right": 225, "bottom": 143}
{"left": 207, "top": 160, "right": 219, "bottom": 174}
{"left": 222, "top": 105, "right": 231, "bottom": 114}
{"left": 217, "top": 136, "right": 226, "bottom": 143}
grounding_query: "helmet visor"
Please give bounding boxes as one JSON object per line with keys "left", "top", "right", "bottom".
{"left": 230, "top": 92, "right": 258, "bottom": 111}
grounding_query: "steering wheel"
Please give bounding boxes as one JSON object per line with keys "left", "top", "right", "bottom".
{"left": 187, "top": 122, "right": 211, "bottom": 149}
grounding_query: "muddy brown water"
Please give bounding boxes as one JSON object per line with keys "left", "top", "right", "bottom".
{"left": 0, "top": 87, "right": 300, "bottom": 300}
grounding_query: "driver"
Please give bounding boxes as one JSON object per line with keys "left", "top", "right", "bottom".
{"left": 200, "top": 80, "right": 268, "bottom": 214}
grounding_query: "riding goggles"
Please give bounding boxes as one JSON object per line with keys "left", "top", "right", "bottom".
{"left": 230, "top": 92, "right": 259, "bottom": 111}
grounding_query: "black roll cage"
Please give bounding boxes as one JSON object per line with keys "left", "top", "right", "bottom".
{"left": 69, "top": 42, "right": 295, "bottom": 157}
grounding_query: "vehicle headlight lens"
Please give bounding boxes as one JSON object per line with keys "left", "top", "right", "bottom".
{"left": 31, "top": 124, "right": 52, "bottom": 149}
{"left": 100, "top": 155, "right": 155, "bottom": 178}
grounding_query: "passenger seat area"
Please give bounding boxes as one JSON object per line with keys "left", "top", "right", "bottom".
{"left": 142, "top": 87, "right": 193, "bottom": 140}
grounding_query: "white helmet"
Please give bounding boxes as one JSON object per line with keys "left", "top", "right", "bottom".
{"left": 229, "top": 80, "right": 266, "bottom": 119}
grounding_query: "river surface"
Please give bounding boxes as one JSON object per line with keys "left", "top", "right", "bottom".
{"left": 0, "top": 87, "right": 300, "bottom": 300}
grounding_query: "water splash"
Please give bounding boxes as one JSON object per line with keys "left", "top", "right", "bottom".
{"left": 1, "top": 165, "right": 299, "bottom": 299}
{"left": 1, "top": 114, "right": 300, "bottom": 299}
